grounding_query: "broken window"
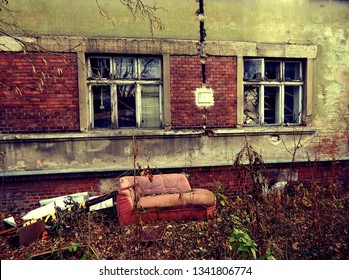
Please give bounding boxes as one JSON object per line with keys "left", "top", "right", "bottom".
{"left": 244, "top": 59, "right": 262, "bottom": 80}
{"left": 285, "top": 61, "right": 302, "bottom": 81}
{"left": 89, "top": 57, "right": 111, "bottom": 79}
{"left": 243, "top": 85, "right": 259, "bottom": 125}
{"left": 265, "top": 61, "right": 281, "bottom": 80}
{"left": 284, "top": 86, "right": 301, "bottom": 124}
{"left": 141, "top": 85, "right": 162, "bottom": 128}
{"left": 117, "top": 84, "right": 136, "bottom": 127}
{"left": 264, "top": 86, "right": 281, "bottom": 124}
{"left": 91, "top": 85, "right": 112, "bottom": 128}
{"left": 243, "top": 58, "right": 303, "bottom": 126}
{"left": 87, "top": 56, "right": 163, "bottom": 129}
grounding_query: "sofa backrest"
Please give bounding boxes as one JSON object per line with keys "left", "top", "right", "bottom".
{"left": 161, "top": 174, "right": 191, "bottom": 194}
{"left": 119, "top": 173, "right": 191, "bottom": 197}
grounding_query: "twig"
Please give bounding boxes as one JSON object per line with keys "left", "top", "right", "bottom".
{"left": 119, "top": 0, "right": 165, "bottom": 35}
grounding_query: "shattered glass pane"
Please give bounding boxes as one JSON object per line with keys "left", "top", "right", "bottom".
{"left": 92, "top": 85, "right": 112, "bottom": 128}
{"left": 244, "top": 85, "right": 259, "bottom": 125}
{"left": 264, "top": 86, "right": 280, "bottom": 124}
{"left": 115, "top": 57, "right": 136, "bottom": 79}
{"left": 117, "top": 84, "right": 136, "bottom": 127}
{"left": 284, "top": 86, "right": 301, "bottom": 124}
{"left": 244, "top": 59, "right": 262, "bottom": 80}
{"left": 285, "top": 62, "right": 301, "bottom": 81}
{"left": 90, "top": 58, "right": 111, "bottom": 78}
{"left": 141, "top": 85, "right": 161, "bottom": 128}
{"left": 140, "top": 57, "right": 161, "bottom": 79}
{"left": 265, "top": 61, "right": 281, "bottom": 80}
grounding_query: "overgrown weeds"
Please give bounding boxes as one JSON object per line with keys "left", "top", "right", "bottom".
{"left": 1, "top": 179, "right": 348, "bottom": 260}
{"left": 1, "top": 142, "right": 348, "bottom": 260}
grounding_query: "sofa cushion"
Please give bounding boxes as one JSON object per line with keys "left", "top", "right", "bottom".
{"left": 137, "top": 188, "right": 215, "bottom": 210}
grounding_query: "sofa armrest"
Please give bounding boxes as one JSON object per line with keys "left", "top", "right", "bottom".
{"left": 117, "top": 177, "right": 137, "bottom": 225}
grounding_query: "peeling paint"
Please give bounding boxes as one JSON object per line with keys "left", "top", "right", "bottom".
{"left": 8, "top": 161, "right": 26, "bottom": 171}
{"left": 0, "top": 36, "right": 36, "bottom": 51}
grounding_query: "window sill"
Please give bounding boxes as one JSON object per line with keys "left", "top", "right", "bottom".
{"left": 212, "top": 126, "right": 316, "bottom": 136}
{"left": 0, "top": 126, "right": 316, "bottom": 142}
{"left": 0, "top": 129, "right": 204, "bottom": 142}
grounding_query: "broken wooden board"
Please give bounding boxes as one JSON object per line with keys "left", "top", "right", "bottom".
{"left": 3, "top": 216, "right": 17, "bottom": 228}
{"left": 39, "top": 192, "right": 89, "bottom": 206}
{"left": 88, "top": 197, "right": 114, "bottom": 211}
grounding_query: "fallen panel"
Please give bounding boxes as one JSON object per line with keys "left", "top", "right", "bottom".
{"left": 39, "top": 192, "right": 89, "bottom": 206}
{"left": 19, "top": 220, "right": 45, "bottom": 246}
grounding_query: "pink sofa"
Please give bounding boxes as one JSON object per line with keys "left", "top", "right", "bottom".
{"left": 116, "top": 173, "right": 216, "bottom": 225}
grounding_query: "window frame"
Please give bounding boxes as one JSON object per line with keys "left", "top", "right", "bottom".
{"left": 242, "top": 58, "right": 305, "bottom": 126}
{"left": 87, "top": 55, "right": 163, "bottom": 129}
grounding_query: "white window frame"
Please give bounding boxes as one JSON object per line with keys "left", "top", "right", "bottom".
{"left": 87, "top": 56, "right": 163, "bottom": 129}
{"left": 243, "top": 58, "right": 304, "bottom": 126}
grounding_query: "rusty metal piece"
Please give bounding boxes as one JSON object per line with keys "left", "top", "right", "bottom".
{"left": 18, "top": 220, "right": 45, "bottom": 246}
{"left": 141, "top": 226, "right": 165, "bottom": 243}
{"left": 0, "top": 227, "right": 17, "bottom": 236}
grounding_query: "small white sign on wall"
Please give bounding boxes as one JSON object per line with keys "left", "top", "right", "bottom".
{"left": 194, "top": 86, "right": 214, "bottom": 108}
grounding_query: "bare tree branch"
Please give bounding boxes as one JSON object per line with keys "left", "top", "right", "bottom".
{"left": 95, "top": 0, "right": 116, "bottom": 27}
{"left": 120, "top": 0, "right": 165, "bottom": 35}
{"left": 96, "top": 0, "right": 165, "bottom": 36}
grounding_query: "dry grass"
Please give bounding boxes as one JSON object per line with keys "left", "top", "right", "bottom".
{"left": 1, "top": 181, "right": 348, "bottom": 260}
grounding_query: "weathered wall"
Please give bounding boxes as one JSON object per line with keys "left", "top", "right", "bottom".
{"left": 2, "top": 0, "right": 347, "bottom": 147}
{"left": 1, "top": 0, "right": 349, "bottom": 211}
{"left": 0, "top": 128, "right": 320, "bottom": 175}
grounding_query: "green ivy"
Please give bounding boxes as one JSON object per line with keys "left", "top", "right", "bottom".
{"left": 229, "top": 228, "right": 258, "bottom": 260}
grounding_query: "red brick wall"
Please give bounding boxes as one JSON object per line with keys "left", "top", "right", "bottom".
{"left": 1, "top": 53, "right": 238, "bottom": 133}
{"left": 0, "top": 52, "right": 80, "bottom": 133}
{"left": 186, "top": 166, "right": 250, "bottom": 197}
{"left": 3, "top": 161, "right": 347, "bottom": 213}
{"left": 170, "top": 56, "right": 237, "bottom": 128}
{"left": 1, "top": 176, "right": 101, "bottom": 212}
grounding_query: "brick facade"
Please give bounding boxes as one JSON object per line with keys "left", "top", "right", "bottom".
{"left": 1, "top": 161, "right": 348, "bottom": 213}
{"left": 1, "top": 175, "right": 101, "bottom": 212}
{"left": 0, "top": 53, "right": 238, "bottom": 132}
{"left": 1, "top": 51, "right": 348, "bottom": 213}
{"left": 0, "top": 52, "right": 80, "bottom": 133}
{"left": 170, "top": 56, "right": 237, "bottom": 128}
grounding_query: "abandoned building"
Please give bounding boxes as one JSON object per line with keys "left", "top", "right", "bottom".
{"left": 0, "top": 0, "right": 349, "bottom": 212}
